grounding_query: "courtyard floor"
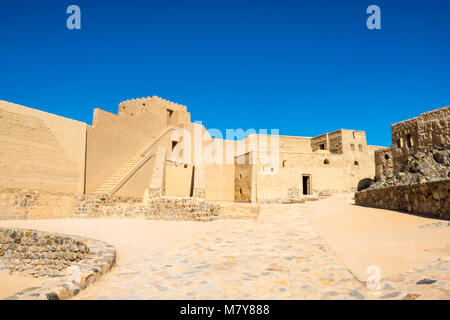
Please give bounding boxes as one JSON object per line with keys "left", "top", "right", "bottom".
{"left": 0, "top": 194, "right": 449, "bottom": 300}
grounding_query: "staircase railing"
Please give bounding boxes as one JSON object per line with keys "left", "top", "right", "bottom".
{"left": 139, "top": 125, "right": 178, "bottom": 156}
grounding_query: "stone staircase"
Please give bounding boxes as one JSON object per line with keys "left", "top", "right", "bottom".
{"left": 93, "top": 153, "right": 143, "bottom": 195}
{"left": 93, "top": 126, "right": 177, "bottom": 195}
{"left": 218, "top": 202, "right": 260, "bottom": 219}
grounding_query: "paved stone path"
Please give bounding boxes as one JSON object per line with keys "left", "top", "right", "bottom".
{"left": 76, "top": 203, "right": 450, "bottom": 300}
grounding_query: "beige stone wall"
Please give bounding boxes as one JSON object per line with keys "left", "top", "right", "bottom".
{"left": 355, "top": 180, "right": 450, "bottom": 218}
{"left": 0, "top": 101, "right": 86, "bottom": 193}
{"left": 165, "top": 163, "right": 193, "bottom": 197}
{"left": 235, "top": 153, "right": 254, "bottom": 203}
{"left": 0, "top": 189, "right": 77, "bottom": 220}
{"left": 235, "top": 130, "right": 380, "bottom": 203}
{"left": 205, "top": 164, "right": 235, "bottom": 201}
{"left": 254, "top": 150, "right": 375, "bottom": 201}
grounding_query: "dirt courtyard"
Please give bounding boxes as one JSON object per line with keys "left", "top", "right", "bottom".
{"left": 0, "top": 194, "right": 449, "bottom": 300}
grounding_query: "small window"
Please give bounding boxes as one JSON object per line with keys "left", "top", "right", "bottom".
{"left": 354, "top": 161, "right": 359, "bottom": 166}
{"left": 324, "top": 159, "right": 330, "bottom": 165}
{"left": 358, "top": 144, "right": 363, "bottom": 152}
{"left": 406, "top": 134, "right": 413, "bottom": 148}
{"left": 239, "top": 174, "right": 242, "bottom": 180}
{"left": 167, "top": 109, "right": 174, "bottom": 120}
{"left": 282, "top": 160, "right": 287, "bottom": 168}
{"left": 350, "top": 144, "right": 355, "bottom": 151}
{"left": 384, "top": 154, "right": 390, "bottom": 160}
{"left": 239, "top": 188, "right": 243, "bottom": 195}
{"left": 172, "top": 141, "right": 178, "bottom": 151}
{"left": 184, "top": 164, "right": 188, "bottom": 169}
{"left": 319, "top": 144, "right": 325, "bottom": 150}
{"left": 396, "top": 139, "right": 402, "bottom": 148}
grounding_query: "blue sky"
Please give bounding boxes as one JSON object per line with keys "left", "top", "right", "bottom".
{"left": 0, "top": 0, "right": 449, "bottom": 146}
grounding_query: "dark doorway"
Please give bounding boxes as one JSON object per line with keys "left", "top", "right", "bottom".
{"left": 302, "top": 175, "right": 311, "bottom": 195}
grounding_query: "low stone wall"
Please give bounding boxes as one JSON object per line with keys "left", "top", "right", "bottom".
{"left": 146, "top": 197, "right": 220, "bottom": 222}
{"left": 73, "top": 194, "right": 146, "bottom": 218}
{"left": 355, "top": 180, "right": 450, "bottom": 218}
{"left": 0, "top": 227, "right": 116, "bottom": 300}
{"left": 74, "top": 194, "right": 220, "bottom": 221}
{"left": 1, "top": 190, "right": 223, "bottom": 222}
{"left": 0, "top": 189, "right": 77, "bottom": 220}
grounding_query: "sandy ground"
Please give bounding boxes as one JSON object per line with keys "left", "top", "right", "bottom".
{"left": 308, "top": 194, "right": 450, "bottom": 280}
{"left": 0, "top": 219, "right": 215, "bottom": 299}
{"left": 0, "top": 272, "right": 42, "bottom": 299}
{"left": 0, "top": 195, "right": 449, "bottom": 298}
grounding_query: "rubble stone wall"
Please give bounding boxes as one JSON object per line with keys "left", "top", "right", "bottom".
{"left": 355, "top": 180, "right": 450, "bottom": 219}
{"left": 0, "top": 227, "right": 115, "bottom": 300}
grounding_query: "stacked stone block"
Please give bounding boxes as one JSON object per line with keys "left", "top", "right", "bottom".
{"left": 0, "top": 227, "right": 116, "bottom": 300}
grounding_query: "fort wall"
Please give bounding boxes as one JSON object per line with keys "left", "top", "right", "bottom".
{"left": 0, "top": 101, "right": 86, "bottom": 194}
{"left": 0, "top": 97, "right": 386, "bottom": 206}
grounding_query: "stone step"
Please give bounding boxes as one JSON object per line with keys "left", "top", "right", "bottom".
{"left": 218, "top": 203, "right": 260, "bottom": 219}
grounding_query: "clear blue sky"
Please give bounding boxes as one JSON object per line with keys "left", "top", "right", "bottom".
{"left": 1, "top": 0, "right": 449, "bottom": 146}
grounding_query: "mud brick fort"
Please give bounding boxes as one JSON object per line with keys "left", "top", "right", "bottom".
{"left": 0, "top": 97, "right": 380, "bottom": 220}
{"left": 0, "top": 97, "right": 449, "bottom": 301}
{"left": 0, "top": 97, "right": 448, "bottom": 220}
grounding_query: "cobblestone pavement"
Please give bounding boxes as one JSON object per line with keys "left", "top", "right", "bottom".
{"left": 76, "top": 203, "right": 450, "bottom": 300}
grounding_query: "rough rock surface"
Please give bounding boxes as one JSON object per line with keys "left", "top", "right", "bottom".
{"left": 368, "top": 149, "right": 450, "bottom": 190}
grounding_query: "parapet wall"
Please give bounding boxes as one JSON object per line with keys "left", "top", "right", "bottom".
{"left": 355, "top": 180, "right": 450, "bottom": 218}
{"left": 118, "top": 96, "right": 187, "bottom": 116}
{"left": 0, "top": 227, "right": 116, "bottom": 300}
